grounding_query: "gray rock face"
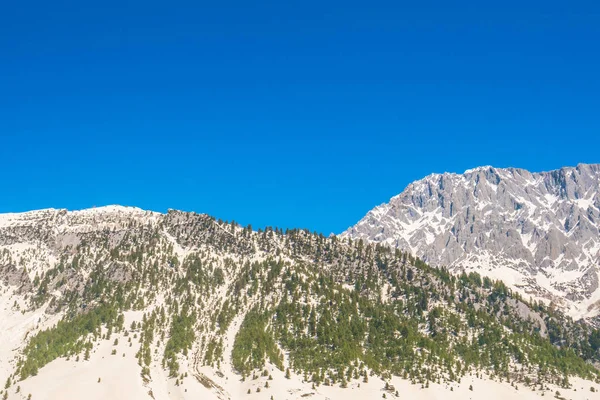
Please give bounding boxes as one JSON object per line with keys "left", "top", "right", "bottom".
{"left": 0, "top": 206, "right": 160, "bottom": 291}
{"left": 342, "top": 164, "right": 600, "bottom": 319}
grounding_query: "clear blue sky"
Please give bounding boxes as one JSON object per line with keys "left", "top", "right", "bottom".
{"left": 1, "top": 1, "right": 599, "bottom": 234}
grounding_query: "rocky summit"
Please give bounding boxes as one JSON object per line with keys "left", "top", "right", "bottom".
{"left": 343, "top": 164, "right": 600, "bottom": 321}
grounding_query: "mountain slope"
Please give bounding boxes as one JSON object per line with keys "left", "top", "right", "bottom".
{"left": 342, "top": 164, "right": 600, "bottom": 320}
{"left": 0, "top": 206, "right": 599, "bottom": 400}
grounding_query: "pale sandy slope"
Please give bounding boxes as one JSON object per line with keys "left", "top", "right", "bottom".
{"left": 0, "top": 287, "right": 64, "bottom": 391}
{"left": 13, "top": 340, "right": 600, "bottom": 400}
{"left": 5, "top": 297, "right": 599, "bottom": 400}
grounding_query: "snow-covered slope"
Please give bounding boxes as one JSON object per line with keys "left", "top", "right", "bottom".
{"left": 342, "top": 163, "right": 600, "bottom": 320}
{"left": 1, "top": 205, "right": 599, "bottom": 400}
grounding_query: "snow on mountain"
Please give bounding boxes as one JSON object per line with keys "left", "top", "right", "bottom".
{"left": 1, "top": 204, "right": 600, "bottom": 399}
{"left": 342, "top": 163, "right": 600, "bottom": 320}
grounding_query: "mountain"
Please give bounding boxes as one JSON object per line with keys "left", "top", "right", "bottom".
{"left": 342, "top": 164, "right": 600, "bottom": 321}
{"left": 0, "top": 206, "right": 599, "bottom": 400}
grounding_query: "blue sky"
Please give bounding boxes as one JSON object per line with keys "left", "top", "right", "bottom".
{"left": 1, "top": 1, "right": 599, "bottom": 234}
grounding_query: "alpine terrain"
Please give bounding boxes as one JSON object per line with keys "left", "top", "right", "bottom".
{"left": 0, "top": 205, "right": 599, "bottom": 400}
{"left": 343, "top": 164, "right": 600, "bottom": 323}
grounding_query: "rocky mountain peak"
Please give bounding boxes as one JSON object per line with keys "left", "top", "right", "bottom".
{"left": 343, "top": 163, "right": 600, "bottom": 319}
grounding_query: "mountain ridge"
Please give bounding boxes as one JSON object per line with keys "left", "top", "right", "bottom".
{"left": 343, "top": 163, "right": 600, "bottom": 321}
{"left": 1, "top": 184, "right": 600, "bottom": 399}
